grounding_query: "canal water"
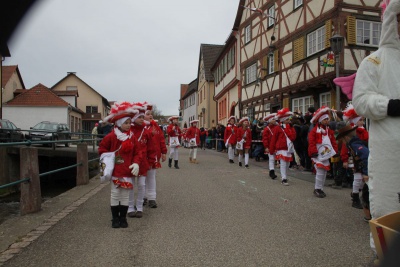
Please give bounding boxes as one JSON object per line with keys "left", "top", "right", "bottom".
{"left": 0, "top": 169, "right": 99, "bottom": 225}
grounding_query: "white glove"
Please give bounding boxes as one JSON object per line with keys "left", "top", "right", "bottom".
{"left": 129, "top": 163, "right": 139, "bottom": 176}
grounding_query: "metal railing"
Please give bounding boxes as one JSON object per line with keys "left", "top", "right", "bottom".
{"left": 0, "top": 141, "right": 99, "bottom": 215}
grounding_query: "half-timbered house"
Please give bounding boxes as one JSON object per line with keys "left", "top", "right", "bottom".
{"left": 238, "top": 0, "right": 382, "bottom": 119}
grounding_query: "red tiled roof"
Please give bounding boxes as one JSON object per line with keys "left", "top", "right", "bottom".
{"left": 4, "top": 83, "right": 69, "bottom": 107}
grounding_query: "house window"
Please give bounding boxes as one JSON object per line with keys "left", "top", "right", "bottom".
{"left": 245, "top": 63, "right": 257, "bottom": 84}
{"left": 86, "top": 106, "right": 98, "bottom": 113}
{"left": 292, "top": 96, "right": 314, "bottom": 115}
{"left": 67, "top": 86, "right": 77, "bottom": 91}
{"left": 357, "top": 20, "right": 381, "bottom": 46}
{"left": 245, "top": 25, "right": 251, "bottom": 44}
{"left": 268, "top": 53, "right": 275, "bottom": 74}
{"left": 320, "top": 92, "right": 331, "bottom": 107}
{"left": 247, "top": 107, "right": 255, "bottom": 122}
{"left": 294, "top": 0, "right": 303, "bottom": 9}
{"left": 264, "top": 103, "right": 271, "bottom": 112}
{"left": 307, "top": 26, "right": 326, "bottom": 56}
{"left": 268, "top": 6, "right": 275, "bottom": 27}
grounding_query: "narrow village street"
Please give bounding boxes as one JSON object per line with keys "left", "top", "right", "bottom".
{"left": 1, "top": 148, "right": 375, "bottom": 267}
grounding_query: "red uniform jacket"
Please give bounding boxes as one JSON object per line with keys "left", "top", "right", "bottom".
{"left": 131, "top": 124, "right": 156, "bottom": 177}
{"left": 262, "top": 124, "right": 276, "bottom": 151}
{"left": 186, "top": 126, "right": 200, "bottom": 145}
{"left": 167, "top": 123, "right": 182, "bottom": 144}
{"left": 224, "top": 124, "right": 237, "bottom": 145}
{"left": 270, "top": 124, "right": 296, "bottom": 154}
{"left": 146, "top": 120, "right": 167, "bottom": 164}
{"left": 98, "top": 129, "right": 141, "bottom": 178}
{"left": 308, "top": 124, "right": 338, "bottom": 157}
{"left": 236, "top": 127, "right": 252, "bottom": 149}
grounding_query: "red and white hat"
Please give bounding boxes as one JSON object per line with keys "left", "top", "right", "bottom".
{"left": 239, "top": 117, "right": 250, "bottom": 124}
{"left": 190, "top": 119, "right": 199, "bottom": 124}
{"left": 103, "top": 101, "right": 138, "bottom": 123}
{"left": 130, "top": 102, "right": 147, "bottom": 121}
{"left": 342, "top": 103, "right": 362, "bottom": 125}
{"left": 228, "top": 116, "right": 236, "bottom": 123}
{"left": 263, "top": 113, "right": 277, "bottom": 123}
{"left": 168, "top": 116, "right": 179, "bottom": 122}
{"left": 276, "top": 108, "right": 293, "bottom": 122}
{"left": 310, "top": 106, "right": 331, "bottom": 124}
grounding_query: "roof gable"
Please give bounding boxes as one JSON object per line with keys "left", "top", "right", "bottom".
{"left": 199, "top": 44, "right": 224, "bottom": 81}
{"left": 1, "top": 65, "right": 25, "bottom": 89}
{"left": 5, "top": 83, "right": 69, "bottom": 107}
{"left": 182, "top": 79, "right": 198, "bottom": 100}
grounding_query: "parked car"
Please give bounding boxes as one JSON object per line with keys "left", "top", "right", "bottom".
{"left": 27, "top": 121, "right": 71, "bottom": 147}
{"left": 0, "top": 119, "right": 25, "bottom": 142}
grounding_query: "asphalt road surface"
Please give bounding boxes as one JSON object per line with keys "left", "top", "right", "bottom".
{"left": 1, "top": 148, "right": 375, "bottom": 266}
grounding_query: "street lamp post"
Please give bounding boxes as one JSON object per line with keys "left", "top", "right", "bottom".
{"left": 330, "top": 34, "right": 344, "bottom": 110}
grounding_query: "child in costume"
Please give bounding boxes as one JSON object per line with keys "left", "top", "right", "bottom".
{"left": 186, "top": 119, "right": 201, "bottom": 164}
{"left": 341, "top": 103, "right": 369, "bottom": 208}
{"left": 262, "top": 113, "right": 278, "bottom": 179}
{"left": 224, "top": 116, "right": 237, "bottom": 163}
{"left": 236, "top": 117, "right": 252, "bottom": 168}
{"left": 270, "top": 108, "right": 296, "bottom": 186}
{"left": 308, "top": 106, "right": 338, "bottom": 197}
{"left": 127, "top": 102, "right": 156, "bottom": 218}
{"left": 143, "top": 104, "right": 167, "bottom": 209}
{"left": 336, "top": 121, "right": 371, "bottom": 221}
{"left": 167, "top": 116, "right": 182, "bottom": 169}
{"left": 98, "top": 102, "right": 141, "bottom": 228}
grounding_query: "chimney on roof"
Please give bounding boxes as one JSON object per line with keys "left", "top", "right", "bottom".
{"left": 67, "top": 72, "right": 76, "bottom": 75}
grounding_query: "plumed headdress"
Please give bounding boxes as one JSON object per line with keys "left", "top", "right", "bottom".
{"left": 276, "top": 108, "right": 293, "bottom": 122}
{"left": 103, "top": 101, "right": 138, "bottom": 123}
{"left": 310, "top": 106, "right": 331, "bottom": 124}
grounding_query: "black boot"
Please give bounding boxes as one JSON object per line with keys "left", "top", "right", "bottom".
{"left": 119, "top": 205, "right": 129, "bottom": 228}
{"left": 174, "top": 160, "right": 179, "bottom": 169}
{"left": 351, "top": 192, "right": 363, "bottom": 209}
{"left": 269, "top": 170, "right": 277, "bottom": 179}
{"left": 111, "top": 206, "right": 120, "bottom": 228}
{"left": 168, "top": 158, "right": 172, "bottom": 168}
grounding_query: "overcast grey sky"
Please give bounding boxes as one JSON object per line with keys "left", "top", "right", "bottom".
{"left": 4, "top": 0, "right": 239, "bottom": 115}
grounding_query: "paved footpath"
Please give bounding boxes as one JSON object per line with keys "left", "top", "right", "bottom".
{"left": 0, "top": 148, "right": 376, "bottom": 266}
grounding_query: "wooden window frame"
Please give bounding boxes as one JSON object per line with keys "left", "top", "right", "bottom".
{"left": 245, "top": 24, "right": 252, "bottom": 44}
{"left": 307, "top": 25, "right": 326, "bottom": 56}
{"left": 245, "top": 63, "right": 257, "bottom": 85}
{"left": 292, "top": 96, "right": 314, "bottom": 115}
{"left": 268, "top": 6, "right": 275, "bottom": 28}
{"left": 319, "top": 92, "right": 331, "bottom": 108}
{"left": 356, "top": 19, "right": 382, "bottom": 47}
{"left": 294, "top": 0, "right": 303, "bottom": 9}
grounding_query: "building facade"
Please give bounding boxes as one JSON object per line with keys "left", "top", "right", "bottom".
{"left": 237, "top": 0, "right": 381, "bottom": 118}
{"left": 181, "top": 79, "right": 198, "bottom": 129}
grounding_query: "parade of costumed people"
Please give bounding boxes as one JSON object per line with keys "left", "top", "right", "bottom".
{"left": 340, "top": 103, "right": 370, "bottom": 209}
{"left": 308, "top": 106, "right": 338, "bottom": 198}
{"left": 127, "top": 102, "right": 156, "bottom": 219}
{"left": 262, "top": 113, "right": 278, "bottom": 179}
{"left": 143, "top": 103, "right": 168, "bottom": 209}
{"left": 236, "top": 117, "right": 252, "bottom": 168}
{"left": 186, "top": 119, "right": 201, "bottom": 164}
{"left": 167, "top": 116, "right": 182, "bottom": 169}
{"left": 270, "top": 108, "right": 296, "bottom": 186}
{"left": 98, "top": 101, "right": 142, "bottom": 228}
{"left": 224, "top": 115, "right": 237, "bottom": 163}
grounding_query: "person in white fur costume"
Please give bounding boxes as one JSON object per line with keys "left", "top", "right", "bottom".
{"left": 352, "top": 0, "right": 400, "bottom": 255}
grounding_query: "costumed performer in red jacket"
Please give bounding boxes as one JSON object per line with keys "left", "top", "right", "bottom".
{"left": 262, "top": 113, "right": 278, "bottom": 179}
{"left": 98, "top": 102, "right": 141, "bottom": 228}
{"left": 127, "top": 102, "right": 156, "bottom": 218}
{"left": 224, "top": 116, "right": 237, "bottom": 163}
{"left": 186, "top": 119, "right": 201, "bottom": 164}
{"left": 142, "top": 104, "right": 167, "bottom": 209}
{"left": 308, "top": 106, "right": 338, "bottom": 198}
{"left": 270, "top": 108, "right": 296, "bottom": 186}
{"left": 236, "top": 117, "right": 252, "bottom": 168}
{"left": 167, "top": 116, "right": 182, "bottom": 169}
